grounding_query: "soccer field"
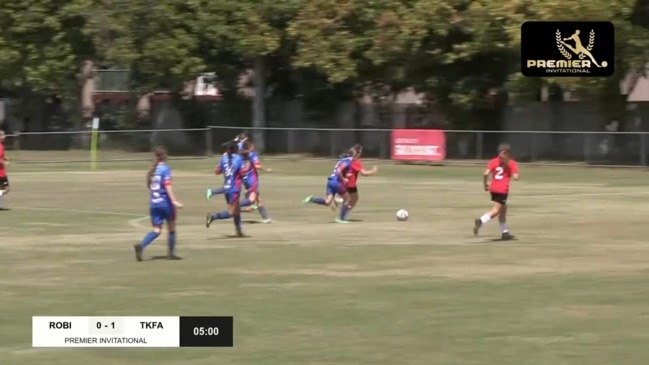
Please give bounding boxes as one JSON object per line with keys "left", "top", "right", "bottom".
{"left": 2, "top": 154, "right": 649, "bottom": 365}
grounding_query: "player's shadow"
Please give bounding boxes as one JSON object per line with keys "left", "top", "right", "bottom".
{"left": 346, "top": 219, "right": 363, "bottom": 222}
{"left": 483, "top": 237, "right": 519, "bottom": 243}
{"left": 243, "top": 220, "right": 262, "bottom": 224}
{"left": 0, "top": 208, "right": 11, "bottom": 211}
{"left": 207, "top": 234, "right": 250, "bottom": 240}
{"left": 149, "top": 255, "right": 183, "bottom": 261}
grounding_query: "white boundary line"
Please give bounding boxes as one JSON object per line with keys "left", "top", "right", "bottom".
{"left": 9, "top": 190, "right": 648, "bottom": 220}
{"left": 519, "top": 191, "right": 649, "bottom": 199}
{"left": 12, "top": 206, "right": 143, "bottom": 217}
{"left": 128, "top": 216, "right": 150, "bottom": 230}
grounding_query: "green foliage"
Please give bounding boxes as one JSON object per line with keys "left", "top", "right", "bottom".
{"left": 0, "top": 0, "right": 91, "bottom": 96}
{"left": 0, "top": 0, "right": 647, "bottom": 129}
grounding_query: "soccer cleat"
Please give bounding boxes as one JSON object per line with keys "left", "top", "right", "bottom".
{"left": 302, "top": 195, "right": 313, "bottom": 204}
{"left": 167, "top": 254, "right": 182, "bottom": 260}
{"left": 473, "top": 218, "right": 482, "bottom": 236}
{"left": 206, "top": 189, "right": 213, "bottom": 201}
{"left": 206, "top": 213, "right": 214, "bottom": 228}
{"left": 335, "top": 218, "right": 350, "bottom": 224}
{"left": 250, "top": 204, "right": 258, "bottom": 210}
{"left": 501, "top": 232, "right": 514, "bottom": 241}
{"left": 261, "top": 218, "right": 272, "bottom": 224}
{"left": 236, "top": 229, "right": 245, "bottom": 237}
{"left": 133, "top": 244, "right": 143, "bottom": 262}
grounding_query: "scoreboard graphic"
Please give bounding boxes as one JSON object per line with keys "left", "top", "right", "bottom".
{"left": 32, "top": 316, "right": 233, "bottom": 348}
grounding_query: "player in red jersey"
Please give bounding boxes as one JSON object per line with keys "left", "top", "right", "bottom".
{"left": 342, "top": 144, "right": 378, "bottom": 220}
{"left": 0, "top": 130, "right": 9, "bottom": 210}
{"left": 473, "top": 143, "right": 519, "bottom": 240}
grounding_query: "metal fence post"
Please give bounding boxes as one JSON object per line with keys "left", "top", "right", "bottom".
{"left": 205, "top": 127, "right": 213, "bottom": 156}
{"left": 330, "top": 130, "right": 336, "bottom": 158}
{"left": 476, "top": 131, "right": 483, "bottom": 159}
{"left": 15, "top": 132, "right": 20, "bottom": 151}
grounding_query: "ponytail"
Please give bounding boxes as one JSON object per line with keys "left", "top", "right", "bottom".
{"left": 147, "top": 146, "right": 168, "bottom": 188}
{"left": 146, "top": 161, "right": 157, "bottom": 187}
{"left": 339, "top": 148, "right": 355, "bottom": 158}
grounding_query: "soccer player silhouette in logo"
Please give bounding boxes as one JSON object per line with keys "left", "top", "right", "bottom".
{"left": 560, "top": 30, "right": 601, "bottom": 67}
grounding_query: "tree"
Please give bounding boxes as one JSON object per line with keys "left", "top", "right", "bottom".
{"left": 0, "top": 0, "right": 94, "bottom": 95}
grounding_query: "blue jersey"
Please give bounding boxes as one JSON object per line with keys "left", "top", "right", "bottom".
{"left": 328, "top": 157, "right": 352, "bottom": 182}
{"left": 217, "top": 154, "right": 244, "bottom": 192}
{"left": 242, "top": 152, "right": 261, "bottom": 180}
{"left": 150, "top": 163, "right": 172, "bottom": 207}
{"left": 237, "top": 141, "right": 245, "bottom": 151}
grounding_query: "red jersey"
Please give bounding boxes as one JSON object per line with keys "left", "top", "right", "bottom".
{"left": 345, "top": 160, "right": 363, "bottom": 188}
{"left": 487, "top": 157, "right": 518, "bottom": 194}
{"left": 0, "top": 143, "right": 6, "bottom": 177}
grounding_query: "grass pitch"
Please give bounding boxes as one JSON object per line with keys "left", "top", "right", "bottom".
{"left": 2, "top": 152, "right": 649, "bottom": 364}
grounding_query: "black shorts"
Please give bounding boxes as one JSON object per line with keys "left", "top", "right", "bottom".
{"left": 0, "top": 176, "right": 8, "bottom": 188}
{"left": 347, "top": 187, "right": 358, "bottom": 194}
{"left": 490, "top": 192, "right": 508, "bottom": 205}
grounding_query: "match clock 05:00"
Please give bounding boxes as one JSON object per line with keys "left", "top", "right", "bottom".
{"left": 193, "top": 326, "right": 219, "bottom": 336}
{"left": 178, "top": 316, "right": 233, "bottom": 347}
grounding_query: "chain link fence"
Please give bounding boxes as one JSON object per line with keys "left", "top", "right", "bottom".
{"left": 3, "top": 126, "right": 649, "bottom": 166}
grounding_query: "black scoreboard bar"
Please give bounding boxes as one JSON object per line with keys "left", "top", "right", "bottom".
{"left": 179, "top": 316, "right": 234, "bottom": 347}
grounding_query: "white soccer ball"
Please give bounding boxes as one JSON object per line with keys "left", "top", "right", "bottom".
{"left": 334, "top": 196, "right": 344, "bottom": 204}
{"left": 396, "top": 209, "right": 409, "bottom": 221}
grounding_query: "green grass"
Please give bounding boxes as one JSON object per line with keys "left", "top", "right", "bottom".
{"left": 2, "top": 152, "right": 649, "bottom": 364}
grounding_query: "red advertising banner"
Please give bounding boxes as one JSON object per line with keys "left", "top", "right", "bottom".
{"left": 391, "top": 129, "right": 446, "bottom": 161}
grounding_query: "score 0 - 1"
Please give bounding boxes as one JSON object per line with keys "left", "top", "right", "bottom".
{"left": 95, "top": 321, "right": 116, "bottom": 329}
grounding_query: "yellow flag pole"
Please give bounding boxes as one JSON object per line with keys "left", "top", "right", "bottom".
{"left": 90, "top": 117, "right": 100, "bottom": 171}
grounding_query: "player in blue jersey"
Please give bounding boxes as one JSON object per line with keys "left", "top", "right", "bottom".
{"left": 205, "top": 141, "right": 245, "bottom": 237}
{"left": 206, "top": 133, "right": 248, "bottom": 198}
{"left": 134, "top": 147, "right": 183, "bottom": 261}
{"left": 238, "top": 141, "right": 272, "bottom": 222}
{"left": 303, "top": 153, "right": 353, "bottom": 223}
{"left": 235, "top": 133, "right": 248, "bottom": 151}
{"left": 206, "top": 137, "right": 271, "bottom": 211}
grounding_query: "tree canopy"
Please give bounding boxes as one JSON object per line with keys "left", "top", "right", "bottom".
{"left": 0, "top": 0, "right": 647, "bottom": 128}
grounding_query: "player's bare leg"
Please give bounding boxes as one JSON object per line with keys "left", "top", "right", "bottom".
{"left": 348, "top": 192, "right": 359, "bottom": 209}
{"left": 244, "top": 191, "right": 258, "bottom": 212}
{"left": 498, "top": 205, "right": 513, "bottom": 240}
{"left": 474, "top": 203, "right": 502, "bottom": 235}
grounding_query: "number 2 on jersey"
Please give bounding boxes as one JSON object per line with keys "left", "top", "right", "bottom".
{"left": 494, "top": 167, "right": 504, "bottom": 180}
{"left": 150, "top": 176, "right": 161, "bottom": 198}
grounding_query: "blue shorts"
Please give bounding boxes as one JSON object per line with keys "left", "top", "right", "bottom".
{"left": 243, "top": 177, "right": 258, "bottom": 193}
{"left": 326, "top": 179, "right": 347, "bottom": 196}
{"left": 224, "top": 191, "right": 241, "bottom": 204}
{"left": 150, "top": 204, "right": 175, "bottom": 226}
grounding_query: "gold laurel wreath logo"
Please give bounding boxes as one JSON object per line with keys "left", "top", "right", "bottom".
{"left": 555, "top": 30, "right": 572, "bottom": 59}
{"left": 579, "top": 29, "right": 596, "bottom": 59}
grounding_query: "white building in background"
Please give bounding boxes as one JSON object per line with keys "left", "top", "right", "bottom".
{"left": 621, "top": 64, "right": 649, "bottom": 102}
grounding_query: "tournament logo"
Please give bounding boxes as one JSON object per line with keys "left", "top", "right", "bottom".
{"left": 521, "top": 21, "right": 614, "bottom": 77}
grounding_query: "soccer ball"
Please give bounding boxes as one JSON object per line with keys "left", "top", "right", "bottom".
{"left": 396, "top": 209, "right": 409, "bottom": 221}
{"left": 334, "top": 196, "right": 344, "bottom": 204}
